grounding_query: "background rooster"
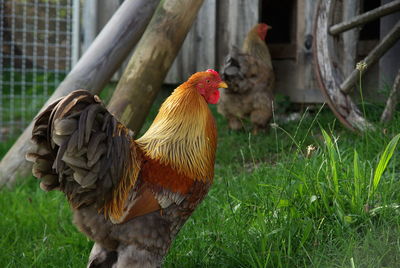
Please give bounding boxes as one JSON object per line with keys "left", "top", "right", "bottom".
{"left": 218, "top": 23, "right": 275, "bottom": 132}
{"left": 27, "top": 69, "right": 227, "bottom": 267}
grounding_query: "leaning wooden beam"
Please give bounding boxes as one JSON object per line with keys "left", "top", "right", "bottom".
{"left": 107, "top": 0, "right": 205, "bottom": 134}
{"left": 340, "top": 20, "right": 400, "bottom": 94}
{"left": 0, "top": 0, "right": 160, "bottom": 188}
{"left": 381, "top": 70, "right": 400, "bottom": 123}
{"left": 329, "top": 0, "right": 400, "bottom": 35}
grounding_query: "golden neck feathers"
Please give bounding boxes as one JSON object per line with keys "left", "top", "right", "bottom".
{"left": 136, "top": 84, "right": 217, "bottom": 182}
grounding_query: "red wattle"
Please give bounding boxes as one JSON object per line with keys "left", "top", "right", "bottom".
{"left": 207, "top": 90, "right": 220, "bottom": 104}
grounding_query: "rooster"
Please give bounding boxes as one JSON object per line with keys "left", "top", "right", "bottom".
{"left": 27, "top": 69, "right": 227, "bottom": 267}
{"left": 218, "top": 23, "right": 275, "bottom": 132}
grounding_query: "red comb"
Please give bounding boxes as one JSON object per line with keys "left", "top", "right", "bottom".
{"left": 206, "top": 69, "right": 219, "bottom": 76}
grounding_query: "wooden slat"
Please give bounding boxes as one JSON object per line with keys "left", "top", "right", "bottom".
{"left": 226, "top": 0, "right": 259, "bottom": 48}
{"left": 216, "top": 0, "right": 230, "bottom": 70}
{"left": 165, "top": 0, "right": 259, "bottom": 83}
{"left": 272, "top": 0, "right": 323, "bottom": 104}
{"left": 165, "top": 0, "right": 216, "bottom": 83}
{"left": 340, "top": 20, "right": 400, "bottom": 94}
{"left": 329, "top": 0, "right": 400, "bottom": 35}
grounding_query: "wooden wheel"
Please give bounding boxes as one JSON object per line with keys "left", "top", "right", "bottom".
{"left": 313, "top": 0, "right": 400, "bottom": 131}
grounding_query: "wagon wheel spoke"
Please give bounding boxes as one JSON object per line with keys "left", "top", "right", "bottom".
{"left": 341, "top": 20, "right": 400, "bottom": 94}
{"left": 313, "top": 0, "right": 400, "bottom": 132}
{"left": 329, "top": 0, "right": 400, "bottom": 35}
{"left": 381, "top": 69, "right": 400, "bottom": 123}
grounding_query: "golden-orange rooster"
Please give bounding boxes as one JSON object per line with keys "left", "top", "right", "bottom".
{"left": 27, "top": 69, "right": 227, "bottom": 267}
{"left": 218, "top": 23, "right": 275, "bottom": 132}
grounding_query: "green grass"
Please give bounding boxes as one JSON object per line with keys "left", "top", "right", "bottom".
{"left": 1, "top": 89, "right": 400, "bottom": 267}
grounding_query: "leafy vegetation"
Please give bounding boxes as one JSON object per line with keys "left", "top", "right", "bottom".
{"left": 1, "top": 89, "right": 400, "bottom": 267}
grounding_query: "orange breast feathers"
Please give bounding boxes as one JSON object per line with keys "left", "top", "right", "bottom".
{"left": 140, "top": 155, "right": 194, "bottom": 195}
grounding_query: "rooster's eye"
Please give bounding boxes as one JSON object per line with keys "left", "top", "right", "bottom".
{"left": 206, "top": 80, "right": 210, "bottom": 83}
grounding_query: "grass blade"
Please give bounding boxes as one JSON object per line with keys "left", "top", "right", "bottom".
{"left": 370, "top": 133, "right": 400, "bottom": 197}
{"left": 321, "top": 129, "right": 339, "bottom": 195}
{"left": 353, "top": 150, "right": 361, "bottom": 208}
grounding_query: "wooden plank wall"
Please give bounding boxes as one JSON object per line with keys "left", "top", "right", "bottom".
{"left": 165, "top": 0, "right": 216, "bottom": 82}
{"left": 90, "top": 0, "right": 325, "bottom": 103}
{"left": 165, "top": 0, "right": 259, "bottom": 83}
{"left": 289, "top": 0, "right": 323, "bottom": 103}
{"left": 165, "top": 0, "right": 324, "bottom": 103}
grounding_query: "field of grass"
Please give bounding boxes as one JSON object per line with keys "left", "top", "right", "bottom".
{"left": 1, "top": 89, "right": 400, "bottom": 267}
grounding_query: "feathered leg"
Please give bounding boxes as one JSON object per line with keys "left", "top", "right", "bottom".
{"left": 114, "top": 244, "right": 164, "bottom": 268}
{"left": 87, "top": 243, "right": 118, "bottom": 268}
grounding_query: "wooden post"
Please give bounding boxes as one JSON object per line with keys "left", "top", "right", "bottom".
{"left": 107, "top": 0, "right": 205, "bottom": 134}
{"left": 0, "top": 0, "right": 160, "bottom": 188}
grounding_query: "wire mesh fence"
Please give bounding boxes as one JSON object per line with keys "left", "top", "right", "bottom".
{"left": 0, "top": 0, "right": 74, "bottom": 141}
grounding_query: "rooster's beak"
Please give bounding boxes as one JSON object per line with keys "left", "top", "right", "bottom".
{"left": 218, "top": 81, "right": 228, "bottom": 89}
